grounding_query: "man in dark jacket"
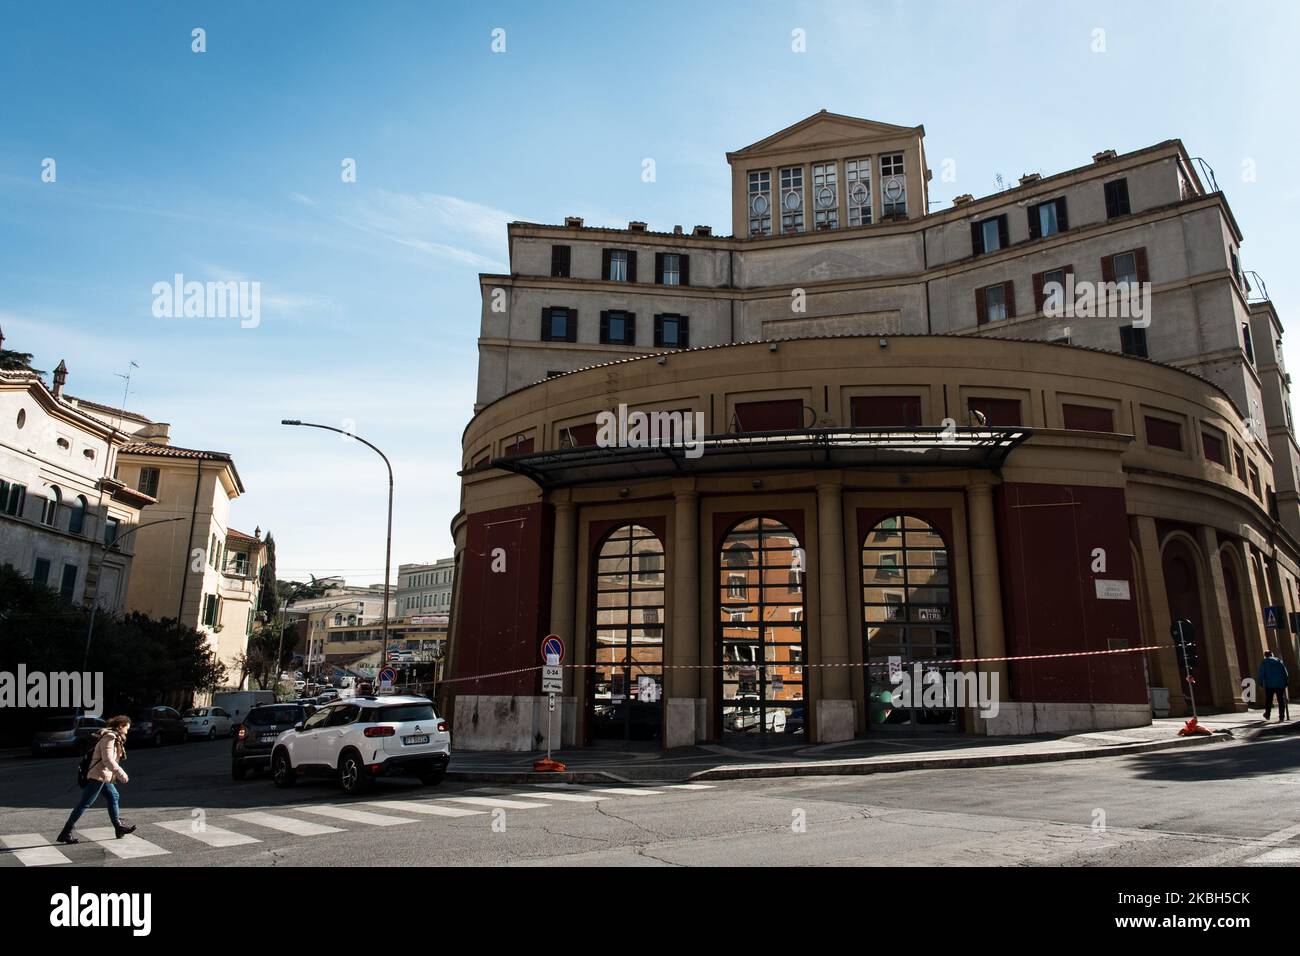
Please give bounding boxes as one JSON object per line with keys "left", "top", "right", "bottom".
{"left": 1258, "top": 650, "right": 1289, "bottom": 722}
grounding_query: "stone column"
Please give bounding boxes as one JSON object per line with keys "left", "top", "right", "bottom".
{"left": 966, "top": 478, "right": 1008, "bottom": 725}
{"left": 1239, "top": 541, "right": 1273, "bottom": 683}
{"left": 667, "top": 485, "right": 702, "bottom": 748}
{"left": 1198, "top": 525, "right": 1244, "bottom": 709}
{"left": 815, "top": 479, "right": 854, "bottom": 742}
{"left": 1134, "top": 516, "right": 1188, "bottom": 715}
{"left": 548, "top": 500, "right": 578, "bottom": 745}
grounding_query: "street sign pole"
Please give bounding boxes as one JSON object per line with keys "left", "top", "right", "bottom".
{"left": 535, "top": 635, "right": 567, "bottom": 772}
{"left": 1176, "top": 620, "right": 1198, "bottom": 721}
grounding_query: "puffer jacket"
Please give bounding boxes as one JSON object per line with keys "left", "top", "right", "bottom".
{"left": 85, "top": 729, "right": 128, "bottom": 784}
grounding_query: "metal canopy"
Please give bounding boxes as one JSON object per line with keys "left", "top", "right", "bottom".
{"left": 481, "top": 426, "right": 1032, "bottom": 489}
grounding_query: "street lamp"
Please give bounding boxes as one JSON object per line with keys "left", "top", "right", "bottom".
{"left": 280, "top": 420, "right": 393, "bottom": 655}
{"left": 303, "top": 599, "right": 366, "bottom": 683}
{"left": 84, "top": 515, "right": 191, "bottom": 671}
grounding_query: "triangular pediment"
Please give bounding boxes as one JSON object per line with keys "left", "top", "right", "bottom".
{"left": 728, "top": 110, "right": 921, "bottom": 159}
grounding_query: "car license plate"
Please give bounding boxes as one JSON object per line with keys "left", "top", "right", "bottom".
{"left": 402, "top": 734, "right": 429, "bottom": 746}
{"left": 259, "top": 735, "right": 277, "bottom": 743}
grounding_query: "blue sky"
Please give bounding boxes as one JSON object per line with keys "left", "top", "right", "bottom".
{"left": 2, "top": 0, "right": 1297, "bottom": 584}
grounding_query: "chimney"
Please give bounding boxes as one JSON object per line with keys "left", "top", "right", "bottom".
{"left": 692, "top": 225, "right": 712, "bottom": 237}
{"left": 1018, "top": 173, "right": 1042, "bottom": 186}
{"left": 0, "top": 325, "right": 5, "bottom": 352}
{"left": 52, "top": 360, "right": 68, "bottom": 398}
{"left": 952, "top": 193, "right": 974, "bottom": 206}
{"left": 628, "top": 220, "right": 647, "bottom": 232}
{"left": 564, "top": 216, "right": 584, "bottom": 228}
{"left": 1092, "top": 149, "right": 1117, "bottom": 163}
{"left": 672, "top": 225, "right": 684, "bottom": 235}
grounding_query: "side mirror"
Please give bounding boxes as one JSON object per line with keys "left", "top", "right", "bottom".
{"left": 293, "top": 723, "right": 304, "bottom": 733}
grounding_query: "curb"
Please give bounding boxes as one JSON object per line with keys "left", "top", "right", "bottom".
{"left": 445, "top": 730, "right": 1234, "bottom": 785}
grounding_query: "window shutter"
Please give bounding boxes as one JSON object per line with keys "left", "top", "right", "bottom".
{"left": 1027, "top": 207, "right": 1040, "bottom": 241}
{"left": 566, "top": 308, "right": 578, "bottom": 342}
{"left": 975, "top": 286, "right": 987, "bottom": 325}
{"left": 1101, "top": 255, "right": 1116, "bottom": 283}
{"left": 655, "top": 253, "right": 665, "bottom": 284}
{"left": 680, "top": 255, "right": 690, "bottom": 286}
{"left": 626, "top": 312, "right": 636, "bottom": 345}
{"left": 601, "top": 249, "right": 612, "bottom": 280}
{"left": 1055, "top": 197, "right": 1069, "bottom": 232}
{"left": 679, "top": 315, "right": 689, "bottom": 347}
{"left": 997, "top": 215, "right": 1009, "bottom": 250}
{"left": 1003, "top": 281, "right": 1016, "bottom": 318}
{"left": 1032, "top": 271, "right": 1046, "bottom": 312}
{"left": 1135, "top": 247, "right": 1150, "bottom": 283}
{"left": 653, "top": 314, "right": 662, "bottom": 346}
{"left": 600, "top": 310, "right": 610, "bottom": 343}
{"left": 541, "top": 307, "right": 552, "bottom": 340}
{"left": 970, "top": 222, "right": 983, "bottom": 257}
{"left": 627, "top": 250, "right": 638, "bottom": 283}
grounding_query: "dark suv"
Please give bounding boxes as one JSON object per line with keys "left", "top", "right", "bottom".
{"left": 126, "top": 706, "right": 187, "bottom": 746}
{"left": 231, "top": 702, "right": 314, "bottom": 780}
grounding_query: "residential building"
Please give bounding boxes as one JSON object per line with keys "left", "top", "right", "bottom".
{"left": 396, "top": 558, "right": 455, "bottom": 619}
{"left": 450, "top": 111, "right": 1299, "bottom": 751}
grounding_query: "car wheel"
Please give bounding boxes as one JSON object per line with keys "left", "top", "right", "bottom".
{"left": 419, "top": 768, "right": 446, "bottom": 786}
{"left": 152, "top": 732, "right": 162, "bottom": 747}
{"left": 338, "top": 752, "right": 371, "bottom": 795}
{"left": 208, "top": 728, "right": 216, "bottom": 741}
{"left": 231, "top": 760, "right": 247, "bottom": 781}
{"left": 272, "top": 750, "right": 296, "bottom": 788}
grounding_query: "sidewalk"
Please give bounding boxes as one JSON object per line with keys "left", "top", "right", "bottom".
{"left": 444, "top": 710, "right": 1300, "bottom": 784}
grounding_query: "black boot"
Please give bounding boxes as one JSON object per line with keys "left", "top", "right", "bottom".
{"left": 113, "top": 820, "right": 136, "bottom": 839}
{"left": 56, "top": 828, "right": 79, "bottom": 845}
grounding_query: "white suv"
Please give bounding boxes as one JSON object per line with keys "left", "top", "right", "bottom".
{"left": 270, "top": 695, "right": 451, "bottom": 795}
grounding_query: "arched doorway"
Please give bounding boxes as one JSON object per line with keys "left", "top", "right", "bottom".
{"left": 718, "top": 516, "right": 806, "bottom": 738}
{"left": 861, "top": 515, "right": 956, "bottom": 730}
{"left": 1162, "top": 538, "right": 1215, "bottom": 702}
{"left": 589, "top": 524, "right": 665, "bottom": 741}
{"left": 1220, "top": 551, "right": 1252, "bottom": 690}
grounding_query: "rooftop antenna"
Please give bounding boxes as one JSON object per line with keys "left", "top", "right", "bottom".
{"left": 994, "top": 174, "right": 1007, "bottom": 192}
{"left": 112, "top": 361, "right": 139, "bottom": 432}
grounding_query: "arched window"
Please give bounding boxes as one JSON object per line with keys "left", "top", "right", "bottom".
{"left": 41, "top": 486, "right": 61, "bottom": 527}
{"left": 68, "top": 495, "right": 88, "bottom": 535}
{"left": 862, "top": 515, "right": 955, "bottom": 729}
{"left": 718, "top": 516, "right": 805, "bottom": 737}
{"left": 590, "top": 524, "right": 665, "bottom": 741}
{"left": 334, "top": 613, "right": 343, "bottom": 627}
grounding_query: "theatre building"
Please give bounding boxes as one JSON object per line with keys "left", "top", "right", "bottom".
{"left": 446, "top": 111, "right": 1300, "bottom": 750}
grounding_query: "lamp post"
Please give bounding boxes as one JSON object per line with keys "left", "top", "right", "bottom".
{"left": 280, "top": 420, "right": 393, "bottom": 655}
{"left": 84, "top": 515, "right": 191, "bottom": 671}
{"left": 304, "top": 599, "right": 366, "bottom": 684}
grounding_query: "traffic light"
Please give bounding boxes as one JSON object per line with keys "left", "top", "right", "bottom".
{"left": 1171, "top": 618, "right": 1199, "bottom": 677}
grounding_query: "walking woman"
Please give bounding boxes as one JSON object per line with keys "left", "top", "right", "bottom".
{"left": 57, "top": 714, "right": 137, "bottom": 844}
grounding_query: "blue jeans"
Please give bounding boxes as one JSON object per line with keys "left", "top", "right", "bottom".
{"left": 63, "top": 780, "right": 121, "bottom": 832}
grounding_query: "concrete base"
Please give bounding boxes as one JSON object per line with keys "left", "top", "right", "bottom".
{"left": 452, "top": 695, "right": 578, "bottom": 751}
{"left": 978, "top": 701, "right": 1151, "bottom": 736}
{"left": 815, "top": 699, "right": 856, "bottom": 743}
{"left": 665, "top": 697, "right": 707, "bottom": 748}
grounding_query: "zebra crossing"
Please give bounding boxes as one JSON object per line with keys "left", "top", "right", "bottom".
{"left": 0, "top": 783, "right": 715, "bottom": 866}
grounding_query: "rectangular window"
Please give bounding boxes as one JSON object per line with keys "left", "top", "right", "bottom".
{"left": 733, "top": 399, "right": 804, "bottom": 432}
{"left": 1202, "top": 430, "right": 1226, "bottom": 467}
{"left": 748, "top": 170, "right": 772, "bottom": 236}
{"left": 137, "top": 467, "right": 160, "bottom": 498}
{"left": 540, "top": 307, "right": 577, "bottom": 342}
{"left": 655, "top": 252, "right": 688, "bottom": 286}
{"left": 59, "top": 564, "right": 77, "bottom": 603}
{"left": 550, "top": 245, "right": 571, "bottom": 278}
{"left": 33, "top": 557, "right": 51, "bottom": 587}
{"left": 1062, "top": 404, "right": 1115, "bottom": 432}
{"left": 654, "top": 314, "right": 689, "bottom": 348}
{"left": 1249, "top": 463, "right": 1262, "bottom": 499}
{"left": 846, "top": 157, "right": 872, "bottom": 226}
{"left": 599, "top": 310, "right": 636, "bottom": 345}
{"left": 1119, "top": 325, "right": 1148, "bottom": 358}
{"left": 879, "top": 153, "right": 907, "bottom": 219}
{"left": 0, "top": 481, "right": 26, "bottom": 517}
{"left": 1028, "top": 197, "right": 1069, "bottom": 239}
{"left": 1104, "top": 178, "right": 1131, "bottom": 219}
{"left": 811, "top": 161, "right": 838, "bottom": 229}
{"left": 1242, "top": 323, "right": 1255, "bottom": 365}
{"left": 103, "top": 516, "right": 119, "bottom": 546}
{"left": 850, "top": 395, "right": 923, "bottom": 427}
{"left": 1145, "top": 416, "right": 1184, "bottom": 451}
{"left": 971, "top": 214, "right": 1009, "bottom": 256}
{"left": 1112, "top": 252, "right": 1139, "bottom": 286}
{"left": 976, "top": 281, "right": 1015, "bottom": 325}
{"left": 1233, "top": 444, "right": 1247, "bottom": 481}
{"left": 967, "top": 397, "right": 1022, "bottom": 426}
{"left": 202, "top": 594, "right": 218, "bottom": 627}
{"left": 779, "top": 166, "right": 804, "bottom": 233}
{"left": 602, "top": 248, "right": 636, "bottom": 282}
{"left": 1033, "top": 266, "right": 1072, "bottom": 313}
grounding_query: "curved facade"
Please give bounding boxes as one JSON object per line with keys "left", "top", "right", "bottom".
{"left": 447, "top": 335, "right": 1300, "bottom": 749}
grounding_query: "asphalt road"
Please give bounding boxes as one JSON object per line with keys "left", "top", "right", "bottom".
{"left": 4, "top": 733, "right": 1300, "bottom": 867}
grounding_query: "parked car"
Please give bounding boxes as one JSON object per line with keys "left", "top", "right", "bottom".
{"left": 271, "top": 695, "right": 450, "bottom": 795}
{"left": 316, "top": 689, "right": 340, "bottom": 704}
{"left": 30, "top": 714, "right": 106, "bottom": 756}
{"left": 126, "top": 706, "right": 188, "bottom": 746}
{"left": 183, "top": 706, "right": 234, "bottom": 740}
{"left": 231, "top": 702, "right": 314, "bottom": 780}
